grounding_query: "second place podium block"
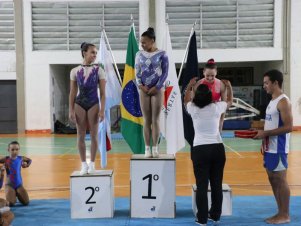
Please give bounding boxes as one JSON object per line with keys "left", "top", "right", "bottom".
{"left": 70, "top": 170, "right": 114, "bottom": 219}
{"left": 130, "top": 154, "right": 176, "bottom": 218}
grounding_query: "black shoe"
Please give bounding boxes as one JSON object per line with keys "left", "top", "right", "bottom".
{"left": 195, "top": 219, "right": 207, "bottom": 225}
{"left": 208, "top": 213, "right": 220, "bottom": 225}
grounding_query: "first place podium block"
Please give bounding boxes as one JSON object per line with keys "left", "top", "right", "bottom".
{"left": 130, "top": 154, "right": 176, "bottom": 218}
{"left": 70, "top": 170, "right": 114, "bottom": 219}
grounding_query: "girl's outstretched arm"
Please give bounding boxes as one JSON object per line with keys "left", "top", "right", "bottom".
{"left": 21, "top": 156, "right": 32, "bottom": 168}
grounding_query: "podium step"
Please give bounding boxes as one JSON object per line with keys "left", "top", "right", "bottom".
{"left": 192, "top": 184, "right": 232, "bottom": 216}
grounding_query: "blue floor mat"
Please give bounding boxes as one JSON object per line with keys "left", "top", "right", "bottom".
{"left": 87, "top": 132, "right": 235, "bottom": 141}
{"left": 11, "top": 196, "right": 300, "bottom": 226}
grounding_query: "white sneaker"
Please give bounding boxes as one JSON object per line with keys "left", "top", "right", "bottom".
{"left": 88, "top": 162, "right": 96, "bottom": 174}
{"left": 152, "top": 146, "right": 159, "bottom": 158}
{"left": 80, "top": 162, "right": 89, "bottom": 175}
{"left": 145, "top": 146, "right": 152, "bottom": 158}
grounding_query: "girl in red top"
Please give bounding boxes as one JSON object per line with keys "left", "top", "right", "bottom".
{"left": 195, "top": 59, "right": 227, "bottom": 131}
{"left": 196, "top": 58, "right": 226, "bottom": 102}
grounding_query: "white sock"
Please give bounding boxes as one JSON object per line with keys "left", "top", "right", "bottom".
{"left": 145, "top": 146, "right": 150, "bottom": 151}
{"left": 153, "top": 146, "right": 158, "bottom": 152}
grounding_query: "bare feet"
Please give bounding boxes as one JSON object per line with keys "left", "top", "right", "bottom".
{"left": 264, "top": 213, "right": 279, "bottom": 223}
{"left": 265, "top": 215, "right": 290, "bottom": 224}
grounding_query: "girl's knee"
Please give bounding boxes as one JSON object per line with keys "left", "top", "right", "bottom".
{"left": 151, "top": 120, "right": 159, "bottom": 128}
{"left": 89, "top": 133, "right": 98, "bottom": 142}
{"left": 17, "top": 195, "right": 30, "bottom": 206}
{"left": 77, "top": 133, "right": 86, "bottom": 142}
{"left": 143, "top": 125, "right": 152, "bottom": 132}
{"left": 5, "top": 195, "right": 16, "bottom": 207}
{"left": 144, "top": 114, "right": 152, "bottom": 123}
{"left": 77, "top": 131, "right": 86, "bottom": 138}
{"left": 0, "top": 198, "right": 7, "bottom": 208}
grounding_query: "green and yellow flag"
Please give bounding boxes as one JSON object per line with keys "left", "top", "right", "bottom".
{"left": 121, "top": 24, "right": 145, "bottom": 154}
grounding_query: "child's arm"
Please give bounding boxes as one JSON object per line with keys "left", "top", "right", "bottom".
{"left": 21, "top": 156, "right": 32, "bottom": 168}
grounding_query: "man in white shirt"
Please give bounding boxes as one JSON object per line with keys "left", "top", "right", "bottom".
{"left": 254, "top": 69, "right": 293, "bottom": 224}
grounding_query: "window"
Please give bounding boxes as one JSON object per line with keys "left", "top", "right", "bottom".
{"left": 166, "top": 0, "right": 274, "bottom": 49}
{"left": 0, "top": 1, "right": 15, "bottom": 50}
{"left": 32, "top": 1, "right": 139, "bottom": 50}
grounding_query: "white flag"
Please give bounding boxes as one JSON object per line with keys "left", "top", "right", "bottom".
{"left": 99, "top": 32, "right": 121, "bottom": 109}
{"left": 98, "top": 31, "right": 122, "bottom": 168}
{"left": 160, "top": 24, "right": 185, "bottom": 154}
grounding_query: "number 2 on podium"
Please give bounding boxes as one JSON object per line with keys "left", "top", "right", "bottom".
{"left": 85, "top": 186, "right": 100, "bottom": 204}
{"left": 142, "top": 174, "right": 159, "bottom": 200}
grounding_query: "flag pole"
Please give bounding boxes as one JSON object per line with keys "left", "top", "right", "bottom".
{"left": 177, "top": 20, "right": 197, "bottom": 82}
{"left": 130, "top": 14, "right": 136, "bottom": 36}
{"left": 100, "top": 22, "right": 122, "bottom": 85}
{"left": 164, "top": 14, "right": 169, "bottom": 50}
{"left": 103, "top": 29, "right": 122, "bottom": 85}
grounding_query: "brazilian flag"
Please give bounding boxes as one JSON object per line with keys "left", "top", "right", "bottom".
{"left": 121, "top": 24, "right": 145, "bottom": 154}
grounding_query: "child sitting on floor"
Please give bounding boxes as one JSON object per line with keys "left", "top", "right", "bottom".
{"left": 0, "top": 141, "right": 32, "bottom": 206}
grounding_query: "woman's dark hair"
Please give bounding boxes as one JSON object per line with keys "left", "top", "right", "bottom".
{"left": 192, "top": 84, "right": 212, "bottom": 108}
{"left": 80, "top": 42, "right": 96, "bottom": 58}
{"left": 204, "top": 58, "right": 217, "bottom": 69}
{"left": 141, "top": 27, "right": 156, "bottom": 42}
{"left": 264, "top": 69, "right": 283, "bottom": 88}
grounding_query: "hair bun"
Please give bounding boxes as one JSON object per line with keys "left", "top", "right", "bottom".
{"left": 147, "top": 27, "right": 155, "bottom": 33}
{"left": 207, "top": 58, "right": 215, "bottom": 65}
{"left": 142, "top": 27, "right": 156, "bottom": 41}
{"left": 80, "top": 42, "right": 87, "bottom": 49}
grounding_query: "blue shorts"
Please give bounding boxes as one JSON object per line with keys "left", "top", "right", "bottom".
{"left": 263, "top": 152, "right": 288, "bottom": 171}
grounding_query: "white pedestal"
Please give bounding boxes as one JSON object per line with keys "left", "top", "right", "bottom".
{"left": 70, "top": 170, "right": 114, "bottom": 219}
{"left": 192, "top": 184, "right": 232, "bottom": 216}
{"left": 130, "top": 154, "right": 176, "bottom": 218}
